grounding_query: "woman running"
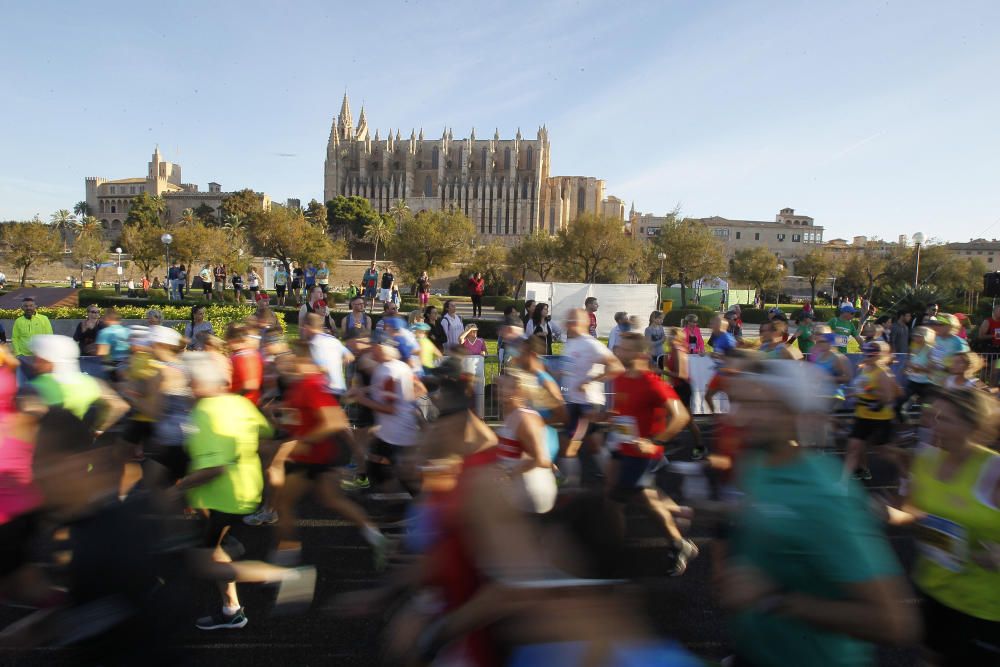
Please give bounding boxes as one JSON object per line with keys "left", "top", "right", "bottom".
{"left": 662, "top": 328, "right": 705, "bottom": 457}
{"left": 513, "top": 336, "right": 567, "bottom": 462}
{"left": 496, "top": 369, "right": 557, "bottom": 513}
{"left": 844, "top": 341, "right": 902, "bottom": 480}
{"left": 888, "top": 389, "right": 1000, "bottom": 665}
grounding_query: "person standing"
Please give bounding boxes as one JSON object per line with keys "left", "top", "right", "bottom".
{"left": 272, "top": 263, "right": 289, "bottom": 306}
{"left": 416, "top": 270, "right": 431, "bottom": 307}
{"left": 167, "top": 261, "right": 179, "bottom": 301}
{"left": 526, "top": 303, "right": 562, "bottom": 356}
{"left": 607, "top": 311, "right": 631, "bottom": 353}
{"left": 177, "top": 264, "right": 188, "bottom": 300}
{"left": 890, "top": 311, "right": 913, "bottom": 355}
{"left": 315, "top": 261, "right": 330, "bottom": 294}
{"left": 290, "top": 262, "right": 304, "bottom": 306}
{"left": 362, "top": 261, "right": 379, "bottom": 312}
{"left": 440, "top": 300, "right": 464, "bottom": 350}
{"left": 468, "top": 272, "right": 485, "bottom": 318}
{"left": 521, "top": 299, "right": 535, "bottom": 328}
{"left": 424, "top": 305, "right": 447, "bottom": 352}
{"left": 584, "top": 296, "right": 599, "bottom": 338}
{"left": 341, "top": 296, "right": 373, "bottom": 340}
{"left": 459, "top": 324, "right": 487, "bottom": 357}
{"left": 185, "top": 305, "right": 216, "bottom": 351}
{"left": 379, "top": 264, "right": 395, "bottom": 306}
{"left": 213, "top": 264, "right": 227, "bottom": 301}
{"left": 976, "top": 304, "right": 1000, "bottom": 352}
{"left": 247, "top": 267, "right": 261, "bottom": 300}
{"left": 72, "top": 304, "right": 104, "bottom": 356}
{"left": 12, "top": 297, "right": 52, "bottom": 384}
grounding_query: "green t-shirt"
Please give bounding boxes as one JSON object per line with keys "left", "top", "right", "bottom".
{"left": 185, "top": 394, "right": 273, "bottom": 515}
{"left": 795, "top": 323, "right": 814, "bottom": 354}
{"left": 826, "top": 317, "right": 858, "bottom": 353}
{"left": 32, "top": 372, "right": 102, "bottom": 421}
{"left": 729, "top": 451, "right": 902, "bottom": 667}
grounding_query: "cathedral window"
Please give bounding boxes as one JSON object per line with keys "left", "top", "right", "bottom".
{"left": 504, "top": 147, "right": 511, "bottom": 170}
{"left": 577, "top": 187, "right": 586, "bottom": 213}
{"left": 424, "top": 175, "right": 433, "bottom": 197}
{"left": 526, "top": 146, "right": 533, "bottom": 168}
{"left": 431, "top": 147, "right": 439, "bottom": 169}
{"left": 394, "top": 161, "right": 400, "bottom": 170}
{"left": 521, "top": 180, "right": 528, "bottom": 198}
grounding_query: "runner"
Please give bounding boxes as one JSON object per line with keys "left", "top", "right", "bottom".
{"left": 757, "top": 321, "right": 796, "bottom": 360}
{"left": 662, "top": 327, "right": 705, "bottom": 458}
{"left": 609, "top": 332, "right": 699, "bottom": 575}
{"left": 887, "top": 388, "right": 1000, "bottom": 665}
{"left": 271, "top": 342, "right": 387, "bottom": 568}
{"left": 844, "top": 341, "right": 901, "bottom": 480}
{"left": 495, "top": 370, "right": 557, "bottom": 513}
{"left": 718, "top": 360, "right": 918, "bottom": 666}
{"left": 511, "top": 336, "right": 566, "bottom": 463}
{"left": 93, "top": 308, "right": 131, "bottom": 379}
{"left": 708, "top": 314, "right": 738, "bottom": 356}
{"left": 302, "top": 313, "right": 353, "bottom": 396}
{"left": 927, "top": 313, "right": 970, "bottom": 386}
{"left": 827, "top": 304, "right": 863, "bottom": 353}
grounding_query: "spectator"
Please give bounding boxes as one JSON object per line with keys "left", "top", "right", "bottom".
{"left": 440, "top": 300, "right": 464, "bottom": 350}
{"left": 584, "top": 296, "right": 599, "bottom": 337}
{"left": 342, "top": 296, "right": 373, "bottom": 340}
{"left": 72, "top": 304, "right": 104, "bottom": 356}
{"left": 459, "top": 323, "right": 487, "bottom": 356}
{"left": 213, "top": 264, "right": 227, "bottom": 301}
{"left": 607, "top": 311, "right": 630, "bottom": 353}
{"left": 644, "top": 311, "right": 667, "bottom": 363}
{"left": 184, "top": 305, "right": 216, "bottom": 351}
{"left": 424, "top": 305, "right": 447, "bottom": 351}
{"left": 316, "top": 261, "right": 330, "bottom": 294}
{"left": 346, "top": 280, "right": 360, "bottom": 300}
{"left": 976, "top": 304, "right": 1000, "bottom": 351}
{"left": 526, "top": 303, "right": 563, "bottom": 356}
{"left": 724, "top": 310, "right": 743, "bottom": 339}
{"left": 521, "top": 299, "right": 535, "bottom": 328}
{"left": 468, "top": 272, "right": 485, "bottom": 318}
{"left": 273, "top": 263, "right": 289, "bottom": 306}
{"left": 681, "top": 313, "right": 705, "bottom": 355}
{"left": 379, "top": 264, "right": 395, "bottom": 305}
{"left": 231, "top": 270, "right": 244, "bottom": 305}
{"left": 416, "top": 270, "right": 431, "bottom": 306}
{"left": 199, "top": 265, "right": 213, "bottom": 301}
{"left": 361, "top": 261, "right": 378, "bottom": 311}
{"left": 12, "top": 297, "right": 53, "bottom": 383}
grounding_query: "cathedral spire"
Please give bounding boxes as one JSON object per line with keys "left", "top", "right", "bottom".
{"left": 356, "top": 105, "right": 368, "bottom": 140}
{"left": 338, "top": 92, "right": 353, "bottom": 139}
{"left": 418, "top": 127, "right": 424, "bottom": 141}
{"left": 494, "top": 128, "right": 500, "bottom": 141}
{"left": 470, "top": 127, "right": 476, "bottom": 141}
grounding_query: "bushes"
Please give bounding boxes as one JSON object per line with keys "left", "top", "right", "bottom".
{"left": 730, "top": 306, "right": 837, "bottom": 324}
{"left": 0, "top": 305, "right": 286, "bottom": 336}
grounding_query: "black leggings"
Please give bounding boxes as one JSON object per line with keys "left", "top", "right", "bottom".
{"left": 471, "top": 294, "right": 482, "bottom": 317}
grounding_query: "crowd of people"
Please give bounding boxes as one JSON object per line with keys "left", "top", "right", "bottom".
{"left": 0, "top": 287, "right": 997, "bottom": 666}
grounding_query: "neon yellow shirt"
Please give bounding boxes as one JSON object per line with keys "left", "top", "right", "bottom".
{"left": 911, "top": 444, "right": 1000, "bottom": 621}
{"left": 31, "top": 372, "right": 102, "bottom": 421}
{"left": 12, "top": 314, "right": 53, "bottom": 356}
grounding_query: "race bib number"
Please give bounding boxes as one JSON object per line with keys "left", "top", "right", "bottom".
{"left": 915, "top": 514, "right": 969, "bottom": 572}
{"left": 605, "top": 415, "right": 639, "bottom": 452}
{"left": 833, "top": 333, "right": 849, "bottom": 348}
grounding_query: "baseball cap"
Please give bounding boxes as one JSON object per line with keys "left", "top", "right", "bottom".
{"left": 838, "top": 304, "right": 856, "bottom": 313}
{"left": 149, "top": 325, "right": 182, "bottom": 347}
{"left": 383, "top": 317, "right": 406, "bottom": 330}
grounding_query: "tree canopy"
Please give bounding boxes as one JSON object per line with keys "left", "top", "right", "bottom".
{"left": 730, "top": 247, "right": 784, "bottom": 306}
{"left": 124, "top": 192, "right": 166, "bottom": 227}
{"left": 557, "top": 213, "right": 636, "bottom": 283}
{"left": 71, "top": 230, "right": 108, "bottom": 284}
{"left": 220, "top": 189, "right": 263, "bottom": 223}
{"left": 509, "top": 231, "right": 562, "bottom": 296}
{"left": 389, "top": 209, "right": 475, "bottom": 281}
{"left": 120, "top": 223, "right": 168, "bottom": 280}
{"left": 791, "top": 248, "right": 834, "bottom": 302}
{"left": 248, "top": 205, "right": 343, "bottom": 272}
{"left": 0, "top": 221, "right": 63, "bottom": 286}
{"left": 326, "top": 195, "right": 383, "bottom": 258}
{"left": 650, "top": 216, "right": 727, "bottom": 306}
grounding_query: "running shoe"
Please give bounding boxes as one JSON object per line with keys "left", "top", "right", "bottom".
{"left": 196, "top": 607, "right": 248, "bottom": 630}
{"left": 341, "top": 475, "right": 371, "bottom": 492}
{"left": 243, "top": 508, "right": 278, "bottom": 526}
{"left": 668, "top": 539, "right": 699, "bottom": 577}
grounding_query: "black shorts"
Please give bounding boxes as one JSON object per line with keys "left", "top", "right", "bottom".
{"left": 849, "top": 417, "right": 893, "bottom": 444}
{"left": 367, "top": 438, "right": 412, "bottom": 484}
{"left": 319, "top": 284, "right": 329, "bottom": 294}
{"left": 275, "top": 284, "right": 286, "bottom": 297}
{"left": 673, "top": 380, "right": 693, "bottom": 410}
{"left": 202, "top": 284, "right": 212, "bottom": 295}
{"left": 291, "top": 280, "right": 301, "bottom": 291}
{"left": 609, "top": 453, "right": 659, "bottom": 502}
{"left": 285, "top": 461, "right": 337, "bottom": 480}
{"left": 0, "top": 512, "right": 39, "bottom": 577}
{"left": 921, "top": 591, "right": 1000, "bottom": 665}
{"left": 202, "top": 510, "right": 250, "bottom": 551}
{"left": 122, "top": 418, "right": 154, "bottom": 447}
{"left": 143, "top": 445, "right": 189, "bottom": 485}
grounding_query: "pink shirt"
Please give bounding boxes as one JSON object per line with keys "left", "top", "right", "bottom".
{"left": 0, "top": 428, "right": 43, "bottom": 523}
{"left": 462, "top": 337, "right": 486, "bottom": 355}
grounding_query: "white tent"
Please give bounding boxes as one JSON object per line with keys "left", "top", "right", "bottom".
{"left": 524, "top": 282, "right": 659, "bottom": 338}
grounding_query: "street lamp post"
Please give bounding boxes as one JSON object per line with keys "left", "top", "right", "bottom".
{"left": 657, "top": 251, "right": 666, "bottom": 309}
{"left": 115, "top": 247, "right": 123, "bottom": 295}
{"left": 161, "top": 233, "right": 173, "bottom": 300}
{"left": 912, "top": 232, "right": 925, "bottom": 289}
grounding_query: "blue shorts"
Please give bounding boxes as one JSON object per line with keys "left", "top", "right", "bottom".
{"left": 610, "top": 453, "right": 662, "bottom": 501}
{"left": 363, "top": 286, "right": 376, "bottom": 298}
{"left": 565, "top": 402, "right": 598, "bottom": 439}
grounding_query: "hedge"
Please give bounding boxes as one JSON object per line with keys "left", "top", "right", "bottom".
{"left": 0, "top": 305, "right": 286, "bottom": 337}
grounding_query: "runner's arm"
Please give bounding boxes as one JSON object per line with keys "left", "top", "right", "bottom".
{"left": 653, "top": 397, "right": 690, "bottom": 443}
{"left": 515, "top": 410, "right": 552, "bottom": 472}
{"left": 978, "top": 319, "right": 992, "bottom": 341}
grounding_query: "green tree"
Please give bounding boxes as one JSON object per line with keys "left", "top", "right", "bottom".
{"left": 557, "top": 214, "right": 636, "bottom": 283}
{"left": 363, "top": 216, "right": 392, "bottom": 264}
{"left": 387, "top": 199, "right": 411, "bottom": 230}
{"left": 124, "top": 192, "right": 166, "bottom": 227}
{"left": 179, "top": 208, "right": 196, "bottom": 226}
{"left": 248, "top": 205, "right": 343, "bottom": 275}
{"left": 509, "top": 231, "right": 562, "bottom": 297}
{"left": 120, "top": 223, "right": 167, "bottom": 281}
{"left": 0, "top": 221, "right": 63, "bottom": 286}
{"left": 326, "top": 195, "right": 382, "bottom": 258}
{"left": 71, "top": 230, "right": 108, "bottom": 285}
{"left": 461, "top": 241, "right": 511, "bottom": 296}
{"left": 390, "top": 209, "right": 476, "bottom": 281}
{"left": 73, "top": 201, "right": 91, "bottom": 218}
{"left": 730, "top": 247, "right": 784, "bottom": 307}
{"left": 78, "top": 215, "right": 102, "bottom": 237}
{"left": 50, "top": 208, "right": 77, "bottom": 252}
{"left": 220, "top": 189, "right": 263, "bottom": 223}
{"left": 651, "top": 217, "right": 727, "bottom": 306}
{"left": 791, "top": 248, "right": 834, "bottom": 303}
{"left": 193, "top": 203, "right": 217, "bottom": 224}
{"left": 304, "top": 199, "right": 327, "bottom": 227}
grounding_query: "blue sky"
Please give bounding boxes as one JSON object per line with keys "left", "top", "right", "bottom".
{"left": 2, "top": 0, "right": 998, "bottom": 242}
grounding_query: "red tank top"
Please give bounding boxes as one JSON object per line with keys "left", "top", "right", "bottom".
{"left": 986, "top": 317, "right": 1000, "bottom": 346}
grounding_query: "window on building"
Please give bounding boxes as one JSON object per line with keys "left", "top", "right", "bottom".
{"left": 109, "top": 185, "right": 116, "bottom": 194}
{"left": 754, "top": 233, "right": 760, "bottom": 241}
{"left": 713, "top": 228, "right": 729, "bottom": 237}
{"left": 424, "top": 175, "right": 433, "bottom": 197}
{"left": 639, "top": 227, "right": 644, "bottom": 234}
{"left": 990, "top": 257, "right": 994, "bottom": 263}
{"left": 431, "top": 147, "right": 439, "bottom": 169}
{"left": 504, "top": 147, "right": 511, "bottom": 170}
{"left": 792, "top": 234, "right": 801, "bottom": 242}
{"left": 777, "top": 234, "right": 786, "bottom": 242}
{"left": 735, "top": 231, "right": 741, "bottom": 239}
{"left": 526, "top": 146, "right": 533, "bottom": 168}
{"left": 111, "top": 205, "right": 116, "bottom": 213}
{"left": 577, "top": 186, "right": 586, "bottom": 213}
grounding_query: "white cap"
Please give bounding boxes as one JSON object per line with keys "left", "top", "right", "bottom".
{"left": 149, "top": 325, "right": 182, "bottom": 347}
{"left": 30, "top": 334, "right": 81, "bottom": 378}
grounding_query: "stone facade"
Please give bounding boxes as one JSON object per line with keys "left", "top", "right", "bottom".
{"left": 631, "top": 207, "right": 824, "bottom": 271}
{"left": 85, "top": 149, "right": 270, "bottom": 237}
{"left": 323, "top": 94, "right": 622, "bottom": 243}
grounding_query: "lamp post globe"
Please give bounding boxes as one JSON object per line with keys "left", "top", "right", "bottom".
{"left": 912, "top": 232, "right": 925, "bottom": 288}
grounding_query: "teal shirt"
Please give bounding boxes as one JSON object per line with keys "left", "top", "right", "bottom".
{"left": 729, "top": 451, "right": 902, "bottom": 667}
{"left": 95, "top": 324, "right": 132, "bottom": 361}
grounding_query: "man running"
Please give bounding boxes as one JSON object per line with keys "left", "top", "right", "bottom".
{"left": 827, "top": 304, "right": 863, "bottom": 354}
{"left": 301, "top": 313, "right": 353, "bottom": 397}
{"left": 610, "top": 332, "right": 699, "bottom": 574}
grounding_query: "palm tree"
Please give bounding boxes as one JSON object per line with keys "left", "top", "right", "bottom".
{"left": 387, "top": 199, "right": 410, "bottom": 231}
{"left": 73, "top": 201, "right": 91, "bottom": 218}
{"left": 50, "top": 209, "right": 78, "bottom": 252}
{"left": 223, "top": 214, "right": 245, "bottom": 238}
{"left": 363, "top": 216, "right": 392, "bottom": 264}
{"left": 78, "top": 215, "right": 102, "bottom": 238}
{"left": 179, "top": 208, "right": 196, "bottom": 226}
